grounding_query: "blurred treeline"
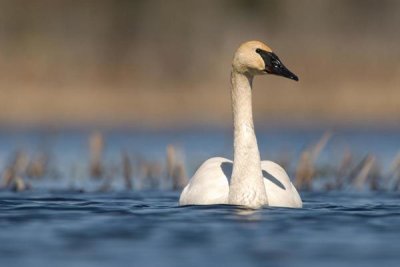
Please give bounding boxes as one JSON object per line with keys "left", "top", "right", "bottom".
{"left": 0, "top": 0, "right": 399, "bottom": 128}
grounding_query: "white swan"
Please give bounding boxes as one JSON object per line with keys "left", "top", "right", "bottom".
{"left": 179, "top": 41, "right": 302, "bottom": 208}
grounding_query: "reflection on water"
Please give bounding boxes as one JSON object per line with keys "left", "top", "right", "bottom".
{"left": 1, "top": 127, "right": 400, "bottom": 192}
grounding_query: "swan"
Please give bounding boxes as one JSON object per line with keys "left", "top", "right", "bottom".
{"left": 179, "top": 40, "right": 302, "bottom": 208}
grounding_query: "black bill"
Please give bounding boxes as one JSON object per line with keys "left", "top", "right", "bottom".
{"left": 256, "top": 49, "right": 299, "bottom": 81}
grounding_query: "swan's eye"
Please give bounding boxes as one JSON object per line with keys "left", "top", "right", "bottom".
{"left": 255, "top": 48, "right": 262, "bottom": 53}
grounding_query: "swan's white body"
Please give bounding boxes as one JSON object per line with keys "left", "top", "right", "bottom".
{"left": 179, "top": 41, "right": 302, "bottom": 208}
{"left": 179, "top": 157, "right": 302, "bottom": 207}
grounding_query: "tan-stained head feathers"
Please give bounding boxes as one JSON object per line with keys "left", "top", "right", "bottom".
{"left": 232, "top": 40, "right": 272, "bottom": 75}
{"left": 232, "top": 40, "right": 298, "bottom": 81}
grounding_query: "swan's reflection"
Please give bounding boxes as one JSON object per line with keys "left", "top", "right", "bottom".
{"left": 233, "top": 206, "right": 262, "bottom": 221}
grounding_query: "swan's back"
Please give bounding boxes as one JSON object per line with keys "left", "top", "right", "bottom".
{"left": 179, "top": 157, "right": 231, "bottom": 205}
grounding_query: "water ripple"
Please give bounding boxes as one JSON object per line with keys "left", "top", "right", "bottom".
{"left": 0, "top": 191, "right": 399, "bottom": 267}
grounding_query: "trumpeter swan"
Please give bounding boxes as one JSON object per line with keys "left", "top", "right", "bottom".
{"left": 179, "top": 41, "right": 302, "bottom": 208}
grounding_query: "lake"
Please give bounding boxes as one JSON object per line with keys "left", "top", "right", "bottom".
{"left": 0, "top": 127, "right": 399, "bottom": 267}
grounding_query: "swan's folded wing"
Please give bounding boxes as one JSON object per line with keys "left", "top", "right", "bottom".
{"left": 261, "top": 160, "right": 303, "bottom": 208}
{"left": 179, "top": 157, "right": 231, "bottom": 205}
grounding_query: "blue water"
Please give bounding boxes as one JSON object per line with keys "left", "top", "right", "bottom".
{"left": 0, "top": 191, "right": 399, "bottom": 267}
{"left": 0, "top": 127, "right": 400, "bottom": 267}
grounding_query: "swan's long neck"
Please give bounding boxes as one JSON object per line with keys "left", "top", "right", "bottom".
{"left": 228, "top": 70, "right": 268, "bottom": 208}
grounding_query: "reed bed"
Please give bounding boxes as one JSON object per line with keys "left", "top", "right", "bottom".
{"left": 1, "top": 131, "right": 399, "bottom": 193}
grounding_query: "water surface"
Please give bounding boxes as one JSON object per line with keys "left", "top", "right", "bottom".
{"left": 0, "top": 191, "right": 399, "bottom": 267}
{"left": 0, "top": 127, "right": 400, "bottom": 266}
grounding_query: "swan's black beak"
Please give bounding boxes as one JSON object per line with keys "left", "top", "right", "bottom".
{"left": 256, "top": 49, "right": 299, "bottom": 81}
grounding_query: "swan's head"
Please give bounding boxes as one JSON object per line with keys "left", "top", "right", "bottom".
{"left": 232, "top": 40, "right": 298, "bottom": 81}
